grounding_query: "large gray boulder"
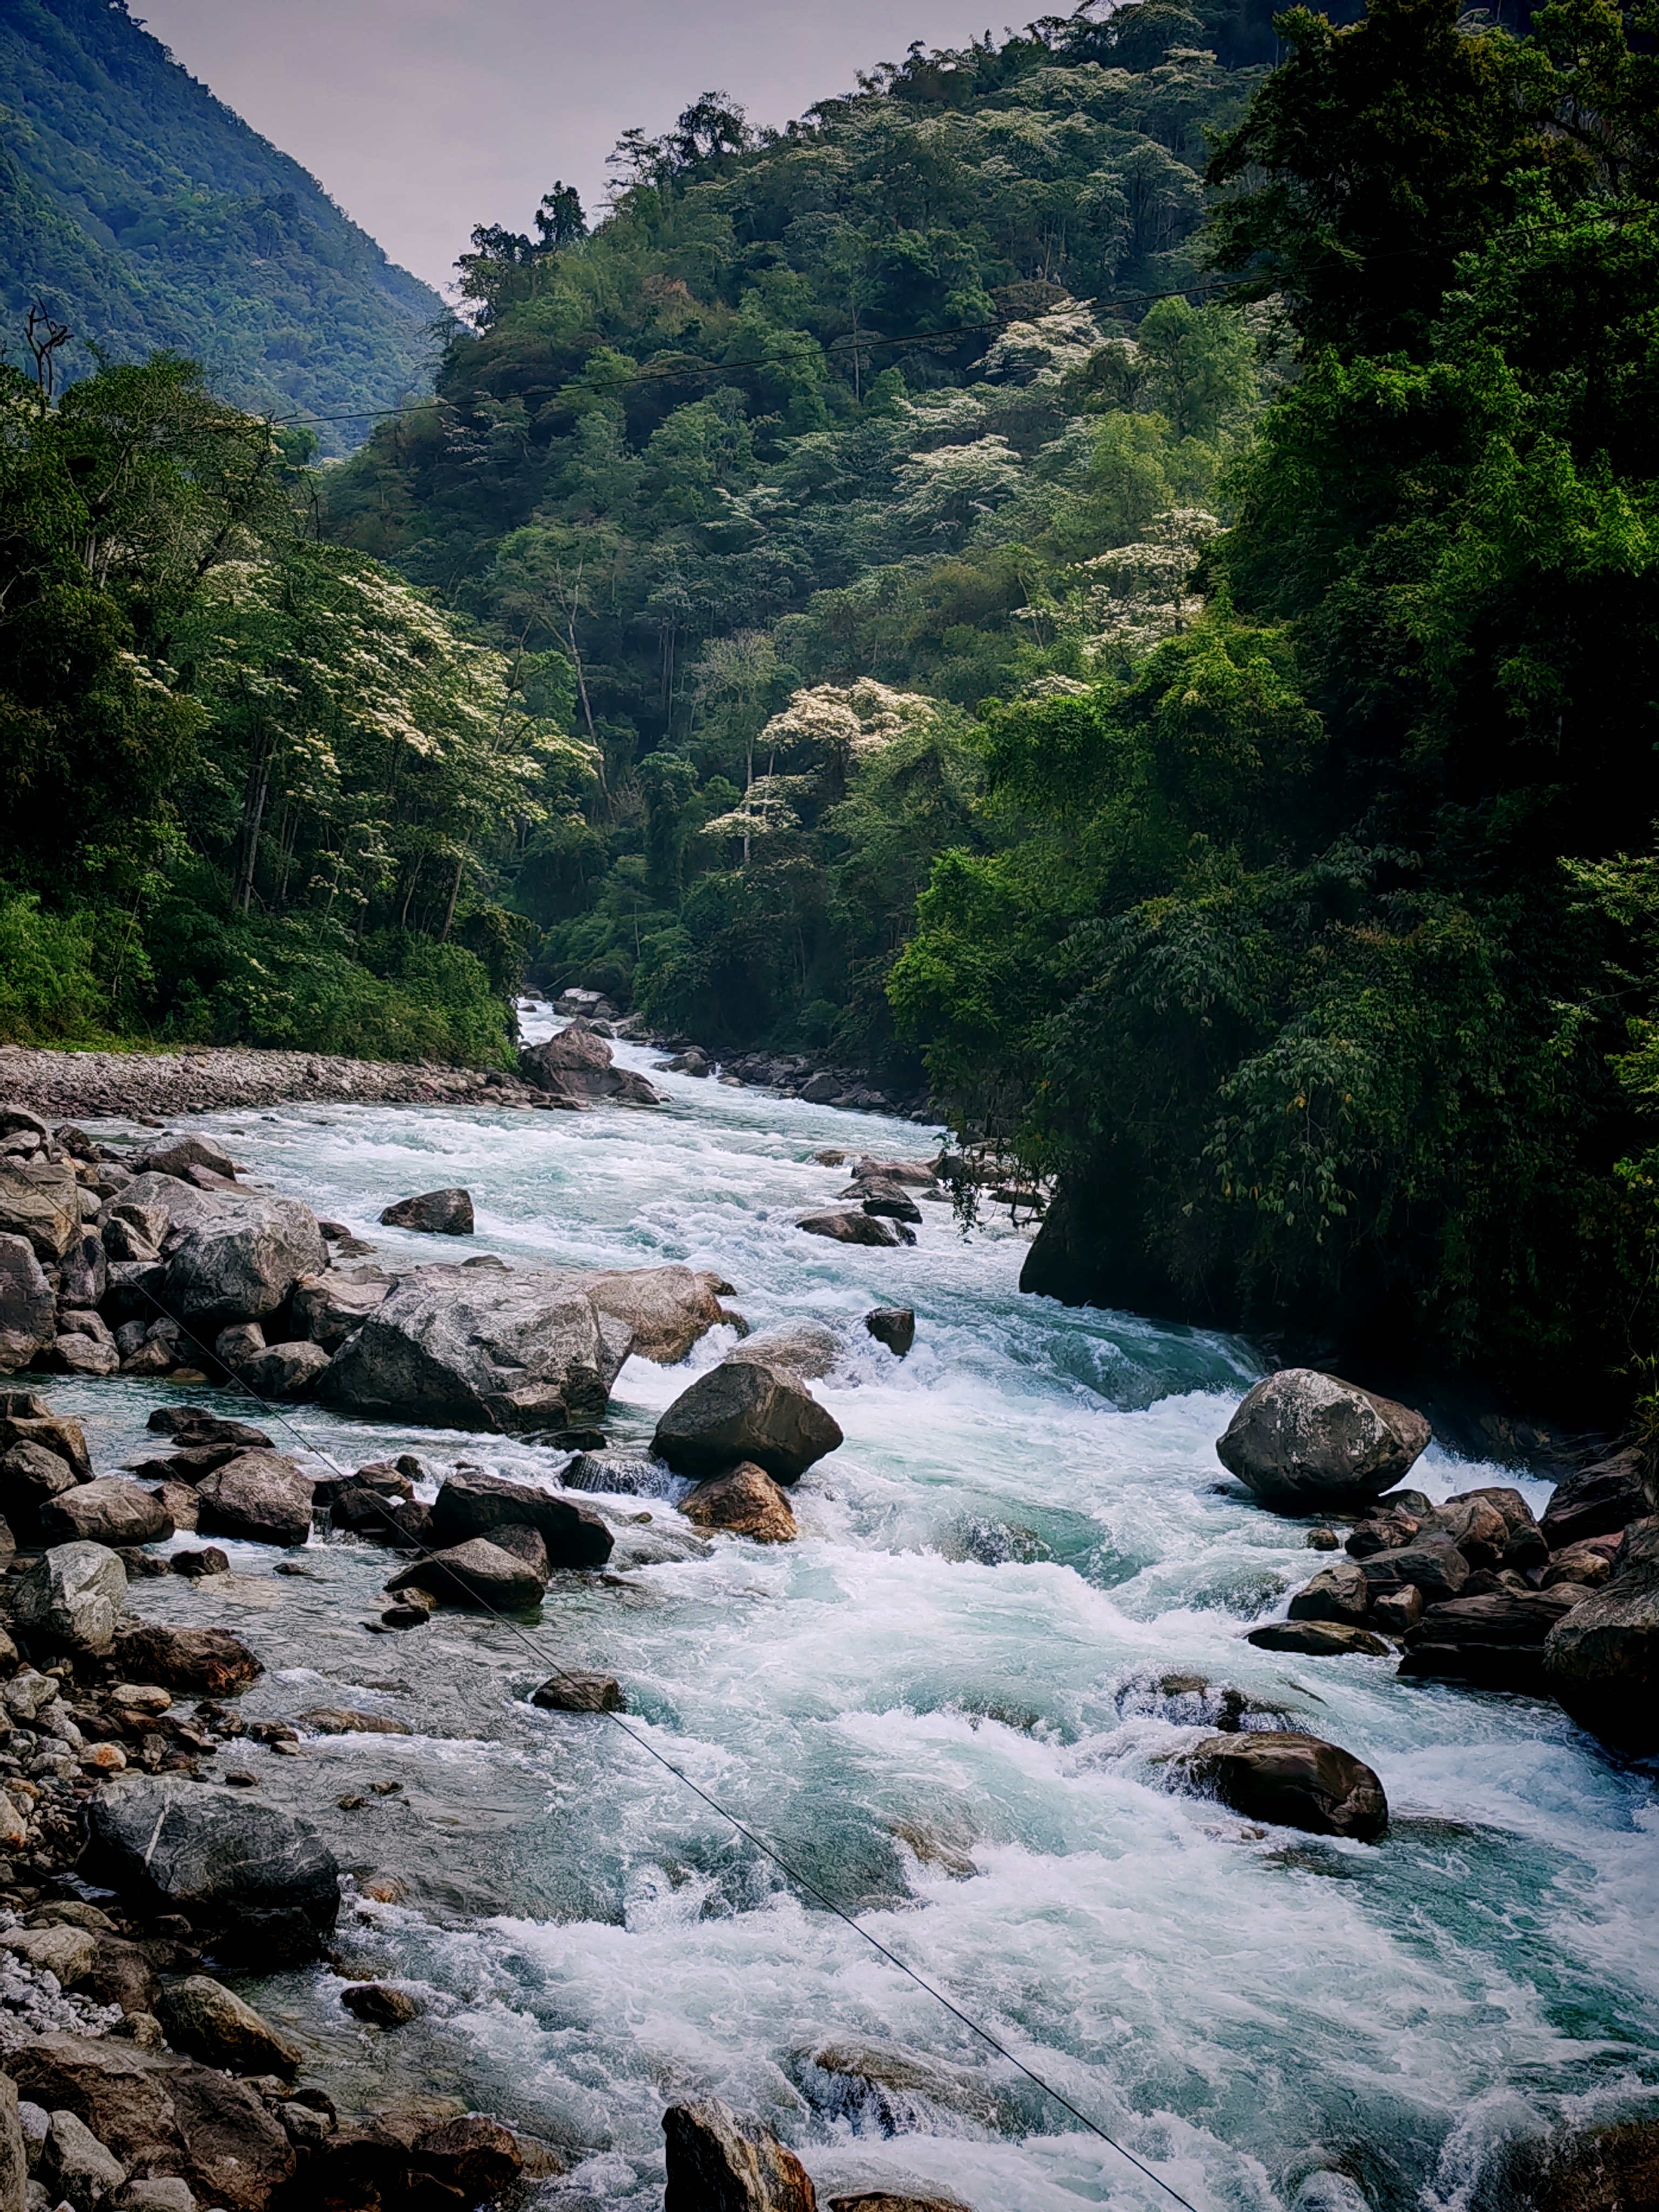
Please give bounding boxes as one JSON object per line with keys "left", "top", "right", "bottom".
{"left": 195, "top": 1452, "right": 315, "bottom": 1547}
{"left": 655, "top": 1360, "right": 842, "bottom": 1482}
{"left": 0, "top": 1233, "right": 55, "bottom": 1370}
{"left": 89, "top": 1777, "right": 340, "bottom": 1932}
{"left": 161, "top": 1198, "right": 327, "bottom": 1331}
{"left": 574, "top": 1265, "right": 737, "bottom": 1363}
{"left": 38, "top": 1478, "right": 172, "bottom": 1548}
{"left": 98, "top": 1171, "right": 227, "bottom": 1242}
{"left": 385, "top": 1536, "right": 549, "bottom": 1610}
{"left": 662, "top": 2099, "right": 816, "bottom": 2212}
{"left": 725, "top": 1321, "right": 842, "bottom": 1379}
{"left": 291, "top": 1264, "right": 393, "bottom": 1350}
{"left": 429, "top": 1471, "right": 612, "bottom": 1567}
{"left": 58, "top": 1228, "right": 108, "bottom": 1313}
{"left": 11, "top": 1542, "right": 126, "bottom": 1653}
{"left": 1215, "top": 1370, "right": 1431, "bottom": 1513}
{"left": 320, "top": 1262, "right": 632, "bottom": 1433}
{"left": 521, "top": 1024, "right": 662, "bottom": 1107}
{"left": 1543, "top": 1516, "right": 1659, "bottom": 1752}
{"left": 140, "top": 1135, "right": 238, "bottom": 1181}
{"left": 1183, "top": 1729, "right": 1388, "bottom": 1840}
{"left": 0, "top": 1160, "right": 81, "bottom": 1261}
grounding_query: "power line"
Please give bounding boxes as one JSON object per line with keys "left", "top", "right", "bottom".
{"left": 116, "top": 1205, "right": 1203, "bottom": 2212}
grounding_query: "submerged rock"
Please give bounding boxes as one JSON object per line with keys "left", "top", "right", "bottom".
{"left": 1215, "top": 1370, "right": 1430, "bottom": 1513}
{"left": 662, "top": 2098, "right": 816, "bottom": 2212}
{"left": 341, "top": 1981, "right": 420, "bottom": 2026}
{"left": 1498, "top": 2115, "right": 1659, "bottom": 2212}
{"left": 1183, "top": 1729, "right": 1388, "bottom": 1840}
{"left": 1543, "top": 1515, "right": 1659, "bottom": 1752}
{"left": 682, "top": 1461, "right": 799, "bottom": 1543}
{"left": 655, "top": 1360, "right": 842, "bottom": 1483}
{"left": 380, "top": 1186, "right": 475, "bottom": 1234}
{"left": 798, "top": 1209, "right": 909, "bottom": 1247}
{"left": 530, "top": 1672, "right": 626, "bottom": 1712}
{"left": 110, "top": 1623, "right": 262, "bottom": 1695}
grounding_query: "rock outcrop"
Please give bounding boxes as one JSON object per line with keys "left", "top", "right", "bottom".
{"left": 1541, "top": 1450, "right": 1653, "bottom": 1550}
{"left": 662, "top": 2098, "right": 817, "bottom": 2212}
{"left": 1215, "top": 1370, "right": 1430, "bottom": 1512}
{"left": 654, "top": 1361, "right": 843, "bottom": 1482}
{"left": 291, "top": 1263, "right": 392, "bottom": 1349}
{"left": 520, "top": 1023, "right": 662, "bottom": 1107}
{"left": 1543, "top": 1515, "right": 1659, "bottom": 1751}
{"left": 1183, "top": 1729, "right": 1388, "bottom": 1839}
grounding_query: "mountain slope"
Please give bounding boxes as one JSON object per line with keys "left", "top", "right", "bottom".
{"left": 0, "top": 0, "right": 441, "bottom": 451}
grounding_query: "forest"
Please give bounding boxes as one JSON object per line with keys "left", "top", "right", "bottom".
{"left": 4, "top": 0, "right": 1658, "bottom": 1407}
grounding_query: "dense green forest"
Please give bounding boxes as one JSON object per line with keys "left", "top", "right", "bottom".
{"left": 0, "top": 0, "right": 441, "bottom": 453}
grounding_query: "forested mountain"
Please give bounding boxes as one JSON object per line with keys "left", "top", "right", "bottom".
{"left": 0, "top": 0, "right": 441, "bottom": 452}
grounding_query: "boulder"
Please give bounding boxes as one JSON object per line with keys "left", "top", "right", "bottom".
{"left": 161, "top": 1198, "right": 327, "bottom": 1330}
{"left": 1215, "top": 1370, "right": 1430, "bottom": 1513}
{"left": 1, "top": 1922, "right": 97, "bottom": 1985}
{"left": 109, "top": 1624, "right": 262, "bottom": 1695}
{"left": 170, "top": 1545, "right": 227, "bottom": 1577}
{"left": 0, "top": 1160, "right": 82, "bottom": 1260}
{"left": 830, "top": 2200, "right": 974, "bottom": 2212}
{"left": 577, "top": 1265, "right": 736, "bottom": 1363}
{"left": 530, "top": 1673, "right": 626, "bottom": 1712}
{"left": 141, "top": 1136, "right": 239, "bottom": 1181}
{"left": 654, "top": 1361, "right": 843, "bottom": 1483}
{"left": 0, "top": 1233, "right": 55, "bottom": 1370}
{"left": 195, "top": 1453, "right": 315, "bottom": 1547}
{"left": 1542, "top": 1515, "right": 1659, "bottom": 1752}
{"left": 1355, "top": 1532, "right": 1471, "bottom": 1603}
{"left": 1541, "top": 1536, "right": 1623, "bottom": 1589}
{"left": 0, "top": 1105, "right": 49, "bottom": 1142}
{"left": 725, "top": 1322, "right": 842, "bottom": 1380}
{"left": 103, "top": 1209, "right": 167, "bottom": 1263}
{"left": 429, "top": 1471, "right": 613, "bottom": 1568}
{"left": 521, "top": 1025, "right": 662, "bottom": 1107}
{"left": 857, "top": 1184, "right": 923, "bottom": 1224}
{"left": 296, "top": 1707, "right": 412, "bottom": 1736}
{"left": 1184, "top": 1729, "right": 1388, "bottom": 1840}
{"left": 662, "top": 2099, "right": 817, "bottom": 2212}
{"left": 0, "top": 1392, "right": 91, "bottom": 1478}
{"left": 1286, "top": 1560, "right": 1372, "bottom": 1626}
{"left": 51, "top": 1325, "right": 121, "bottom": 1377}
{"left": 11, "top": 1541, "right": 126, "bottom": 1653}
{"left": 44, "top": 2109, "right": 127, "bottom": 2206}
{"left": 291, "top": 1265, "right": 392, "bottom": 1351}
{"left": 1499, "top": 2117, "right": 1659, "bottom": 2212}
{"left": 798, "top": 1210, "right": 907, "bottom": 1247}
{"left": 39, "top": 1478, "right": 173, "bottom": 1548}
{"left": 414, "top": 2116, "right": 524, "bottom": 2202}
{"left": 81, "top": 1932, "right": 161, "bottom": 2017}
{"left": 1399, "top": 1586, "right": 1584, "bottom": 1693}
{"left": 237, "top": 1340, "right": 331, "bottom": 1400}
{"left": 865, "top": 1307, "right": 916, "bottom": 1358}
{"left": 146, "top": 1410, "right": 270, "bottom": 1448}
{"left": 319, "top": 1262, "right": 632, "bottom": 1433}
{"left": 156, "top": 1976, "right": 302, "bottom": 2077}
{"left": 212, "top": 1322, "right": 265, "bottom": 1370}
{"left": 1371, "top": 1585, "right": 1425, "bottom": 1633}
{"left": 340, "top": 1981, "right": 419, "bottom": 2026}
{"left": 88, "top": 1777, "right": 340, "bottom": 1933}
{"left": 58, "top": 1229, "right": 109, "bottom": 1312}
{"left": 1246, "top": 1621, "right": 1390, "bottom": 1657}
{"left": 1541, "top": 1450, "right": 1652, "bottom": 1550}
{"left": 0, "top": 2074, "right": 22, "bottom": 2212}
{"left": 682, "top": 1461, "right": 799, "bottom": 1543}
{"left": 385, "top": 1536, "right": 550, "bottom": 1610}
{"left": 379, "top": 1188, "right": 475, "bottom": 1235}
{"left": 0, "top": 1438, "right": 82, "bottom": 1540}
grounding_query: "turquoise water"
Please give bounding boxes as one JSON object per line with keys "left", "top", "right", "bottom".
{"left": 53, "top": 1024, "right": 1659, "bottom": 2211}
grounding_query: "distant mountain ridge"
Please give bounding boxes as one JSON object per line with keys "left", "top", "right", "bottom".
{"left": 0, "top": 0, "right": 442, "bottom": 451}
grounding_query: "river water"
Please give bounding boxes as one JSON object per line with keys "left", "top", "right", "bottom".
{"left": 50, "top": 1023, "right": 1659, "bottom": 2212}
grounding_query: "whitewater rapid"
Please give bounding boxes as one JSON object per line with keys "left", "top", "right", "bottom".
{"left": 52, "top": 1023, "right": 1659, "bottom": 2212}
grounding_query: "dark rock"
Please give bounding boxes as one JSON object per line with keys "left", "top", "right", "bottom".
{"left": 430, "top": 1469, "right": 614, "bottom": 1567}
{"left": 291, "top": 1264, "right": 393, "bottom": 1350}
{"left": 39, "top": 1477, "right": 172, "bottom": 1548}
{"left": 237, "top": 1340, "right": 331, "bottom": 1399}
{"left": 80, "top": 1933, "right": 160, "bottom": 2016}
{"left": 127, "top": 1442, "right": 241, "bottom": 1485}
{"left": 487, "top": 1520, "right": 549, "bottom": 1570}
{"left": 1541, "top": 1536, "right": 1622, "bottom": 1589}
{"left": 58, "top": 1229, "right": 109, "bottom": 1312}
{"left": 1499, "top": 2116, "right": 1659, "bottom": 2212}
{"left": 1400, "top": 1586, "right": 1585, "bottom": 1692}
{"left": 195, "top": 1452, "right": 315, "bottom": 1547}
{"left": 88, "top": 1777, "right": 340, "bottom": 1934}
{"left": 297, "top": 1706, "right": 411, "bottom": 1736}
{"left": 0, "top": 1437, "right": 82, "bottom": 1540}
{"left": 319, "top": 1262, "right": 632, "bottom": 1433}
{"left": 1371, "top": 1585, "right": 1425, "bottom": 1632}
{"left": 1184, "top": 1729, "right": 1388, "bottom": 1840}
{"left": 330, "top": 1483, "right": 408, "bottom": 1536}
{"left": 1246, "top": 1621, "right": 1389, "bottom": 1656}
{"left": 0, "top": 1392, "right": 92, "bottom": 1478}
{"left": 798, "top": 1209, "right": 907, "bottom": 1246}
{"left": 1543, "top": 1515, "right": 1659, "bottom": 1752}
{"left": 1215, "top": 1370, "right": 1430, "bottom": 1512}
{"left": 681, "top": 1461, "right": 799, "bottom": 1543}
{"left": 662, "top": 2098, "right": 816, "bottom": 2212}
{"left": 1286, "top": 1560, "right": 1372, "bottom": 1625}
{"left": 11, "top": 1540, "right": 127, "bottom": 1651}
{"left": 156, "top": 1974, "right": 302, "bottom": 2076}
{"left": 141, "top": 1136, "right": 239, "bottom": 1181}
{"left": 654, "top": 1360, "right": 843, "bottom": 1483}
{"left": 0, "top": 1159, "right": 82, "bottom": 1261}
{"left": 172, "top": 1546, "right": 229, "bottom": 1579}
{"left": 341, "top": 1981, "right": 419, "bottom": 2026}
{"left": 379, "top": 1188, "right": 475, "bottom": 1235}
{"left": 864, "top": 1307, "right": 915, "bottom": 1357}
{"left": 530, "top": 1672, "right": 626, "bottom": 1712}
{"left": 1346, "top": 1511, "right": 1422, "bottom": 1557}
{"left": 1541, "top": 1451, "right": 1652, "bottom": 1549}
{"left": 146, "top": 1411, "right": 270, "bottom": 1447}
{"left": 43, "top": 2108, "right": 127, "bottom": 2206}
{"left": 859, "top": 1186, "right": 923, "bottom": 1224}
{"left": 414, "top": 2115, "right": 524, "bottom": 2202}
{"left": 830, "top": 2198, "right": 974, "bottom": 2212}
{"left": 385, "top": 1536, "right": 550, "bottom": 1610}
{"left": 1355, "top": 1532, "right": 1471, "bottom": 1603}
{"left": 161, "top": 1198, "right": 327, "bottom": 1331}
{"left": 0, "top": 1232, "right": 56, "bottom": 1371}
{"left": 110, "top": 1623, "right": 263, "bottom": 1694}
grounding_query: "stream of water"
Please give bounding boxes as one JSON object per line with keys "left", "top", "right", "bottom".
{"left": 48, "top": 1022, "right": 1659, "bottom": 2212}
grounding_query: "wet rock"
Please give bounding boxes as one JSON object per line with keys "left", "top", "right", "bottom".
{"left": 140, "top": 1136, "right": 239, "bottom": 1182}
{"left": 109, "top": 1624, "right": 262, "bottom": 1695}
{"left": 530, "top": 1672, "right": 626, "bottom": 1712}
{"left": 44, "top": 2107, "right": 128, "bottom": 2206}
{"left": 1286, "top": 1560, "right": 1372, "bottom": 1626}
{"left": 864, "top": 1307, "right": 916, "bottom": 1358}
{"left": 296, "top": 1707, "right": 411, "bottom": 1736}
{"left": 429, "top": 1469, "right": 614, "bottom": 1567}
{"left": 329, "top": 1483, "right": 407, "bottom": 1536}
{"left": 1246, "top": 1621, "right": 1389, "bottom": 1656}
{"left": 379, "top": 1187, "right": 475, "bottom": 1235}
{"left": 1543, "top": 1515, "right": 1659, "bottom": 1752}
{"left": 805, "top": 2041, "right": 1004, "bottom": 2131}
{"left": 0, "top": 1391, "right": 91, "bottom": 1476}
{"left": 386, "top": 1536, "right": 550, "bottom": 1610}
{"left": 1183, "top": 1729, "right": 1388, "bottom": 1840}
{"left": 290, "top": 1265, "right": 392, "bottom": 1351}
{"left": 51, "top": 1325, "right": 122, "bottom": 1378}
{"left": 1499, "top": 2115, "right": 1659, "bottom": 2212}
{"left": 521, "top": 1025, "right": 662, "bottom": 1108}
{"left": 1541, "top": 1536, "right": 1622, "bottom": 1589}
{"left": 414, "top": 2115, "right": 524, "bottom": 2202}
{"left": 725, "top": 1322, "right": 842, "bottom": 1380}
{"left": 1541, "top": 1450, "right": 1652, "bottom": 1550}
{"left": 559, "top": 1447, "right": 677, "bottom": 1498}
{"left": 146, "top": 1411, "right": 269, "bottom": 1449}
{"left": 578, "top": 1265, "right": 738, "bottom": 1363}
{"left": 1399, "top": 1586, "right": 1584, "bottom": 1693}
{"left": 662, "top": 2098, "right": 816, "bottom": 2212}
{"left": 161, "top": 1198, "right": 326, "bottom": 1332}
{"left": 320, "top": 1262, "right": 631, "bottom": 1433}
{"left": 195, "top": 1453, "right": 315, "bottom": 1547}
{"left": 0, "top": 1234, "right": 56, "bottom": 1371}
{"left": 156, "top": 1975, "right": 302, "bottom": 2076}
{"left": 858, "top": 1183, "right": 923, "bottom": 1224}
{"left": 39, "top": 1478, "right": 172, "bottom": 1548}
{"left": 654, "top": 1360, "right": 843, "bottom": 1483}
{"left": 798, "top": 1209, "right": 908, "bottom": 1247}
{"left": 340, "top": 1982, "right": 419, "bottom": 2026}
{"left": 88, "top": 1777, "right": 340, "bottom": 1936}
{"left": 682, "top": 1461, "right": 799, "bottom": 1543}
{"left": 829, "top": 2198, "right": 974, "bottom": 2212}
{"left": 1355, "top": 1532, "right": 1470, "bottom": 1604}
{"left": 1215, "top": 1370, "right": 1431, "bottom": 1513}
{"left": 0, "top": 1438, "right": 82, "bottom": 1541}
{"left": 171, "top": 1546, "right": 228, "bottom": 1579}
{"left": 0, "top": 1159, "right": 82, "bottom": 1261}
{"left": 237, "top": 1340, "right": 331, "bottom": 1400}
{"left": 11, "top": 1541, "right": 126, "bottom": 1653}
{"left": 1370, "top": 1585, "right": 1425, "bottom": 1633}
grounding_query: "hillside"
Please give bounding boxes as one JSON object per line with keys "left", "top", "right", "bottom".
{"left": 0, "top": 0, "right": 441, "bottom": 452}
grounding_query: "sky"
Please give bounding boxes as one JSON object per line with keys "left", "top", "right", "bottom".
{"left": 136, "top": 0, "right": 1027, "bottom": 296}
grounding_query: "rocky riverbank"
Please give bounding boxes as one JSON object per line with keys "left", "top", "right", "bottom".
{"left": 0, "top": 1047, "right": 551, "bottom": 1124}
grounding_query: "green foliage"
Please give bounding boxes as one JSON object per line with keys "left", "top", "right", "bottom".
{"left": 0, "top": 890, "right": 111, "bottom": 1045}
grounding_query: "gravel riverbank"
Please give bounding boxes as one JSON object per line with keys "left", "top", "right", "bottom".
{"left": 0, "top": 1048, "right": 546, "bottom": 1121}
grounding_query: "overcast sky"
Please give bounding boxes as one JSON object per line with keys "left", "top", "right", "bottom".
{"left": 136, "top": 0, "right": 1022, "bottom": 295}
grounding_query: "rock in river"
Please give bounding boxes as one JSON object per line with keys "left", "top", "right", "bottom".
{"left": 865, "top": 1306, "right": 916, "bottom": 1358}
{"left": 725, "top": 1321, "right": 842, "bottom": 1380}
{"left": 89, "top": 1777, "right": 340, "bottom": 1934}
{"left": 1399, "top": 1586, "right": 1584, "bottom": 1694}
{"left": 662, "top": 2098, "right": 816, "bottom": 2212}
{"left": 1286, "top": 1560, "right": 1371, "bottom": 1626}
{"left": 521, "top": 1023, "right": 661, "bottom": 1107}
{"left": 1543, "top": 1515, "right": 1659, "bottom": 1752}
{"left": 320, "top": 1262, "right": 631, "bottom": 1433}
{"left": 1247, "top": 1621, "right": 1390, "bottom": 1657}
{"left": 1183, "top": 1729, "right": 1388, "bottom": 1840}
{"left": 11, "top": 1541, "right": 126, "bottom": 1652}
{"left": 110, "top": 1622, "right": 262, "bottom": 1694}
{"left": 531, "top": 1671, "right": 626, "bottom": 1712}
{"left": 38, "top": 1476, "right": 172, "bottom": 1548}
{"left": 291, "top": 1263, "right": 393, "bottom": 1350}
{"left": 1540, "top": 1449, "right": 1654, "bottom": 1550}
{"left": 577, "top": 1264, "right": 740, "bottom": 1363}
{"left": 161, "top": 1197, "right": 327, "bottom": 1331}
{"left": 156, "top": 1974, "right": 302, "bottom": 2076}
{"left": 386, "top": 1535, "right": 550, "bottom": 1610}
{"left": 681, "top": 1460, "right": 799, "bottom": 1543}
{"left": 430, "top": 1469, "right": 613, "bottom": 1567}
{"left": 236, "top": 1339, "right": 331, "bottom": 1400}
{"left": 380, "top": 1186, "right": 475, "bottom": 1234}
{"left": 654, "top": 1360, "right": 843, "bottom": 1483}
{"left": 0, "top": 1231, "right": 56, "bottom": 1370}
{"left": 1215, "top": 1369, "right": 1431, "bottom": 1513}
{"left": 798, "top": 1209, "right": 909, "bottom": 1247}
{"left": 195, "top": 1451, "right": 316, "bottom": 1547}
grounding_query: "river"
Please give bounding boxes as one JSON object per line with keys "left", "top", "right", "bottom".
{"left": 45, "top": 1021, "right": 1659, "bottom": 2212}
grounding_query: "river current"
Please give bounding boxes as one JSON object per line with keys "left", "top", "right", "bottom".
{"left": 48, "top": 1021, "right": 1659, "bottom": 2212}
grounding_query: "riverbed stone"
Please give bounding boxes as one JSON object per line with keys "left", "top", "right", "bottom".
{"left": 681, "top": 1461, "right": 799, "bottom": 1543}
{"left": 1355, "top": 1532, "right": 1470, "bottom": 1603}
{"left": 379, "top": 1187, "right": 475, "bottom": 1235}
{"left": 340, "top": 1981, "right": 419, "bottom": 2027}
{"left": 161, "top": 1198, "right": 327, "bottom": 1331}
{"left": 0, "top": 1160, "right": 82, "bottom": 1262}
{"left": 1370, "top": 1584, "right": 1425, "bottom": 1633}
{"left": 530, "top": 1672, "right": 626, "bottom": 1712}
{"left": 89, "top": 1777, "right": 340, "bottom": 1932}
{"left": 1286, "top": 1560, "right": 1372, "bottom": 1626}
{"left": 297, "top": 1706, "right": 412, "bottom": 1736}
{"left": 109, "top": 1623, "right": 262, "bottom": 1694}
{"left": 1215, "top": 1370, "right": 1431, "bottom": 1512}
{"left": 864, "top": 1307, "right": 916, "bottom": 1358}
{"left": 11, "top": 1541, "right": 126, "bottom": 1653}
{"left": 291, "top": 1264, "right": 393, "bottom": 1351}
{"left": 194, "top": 1452, "right": 315, "bottom": 1547}
{"left": 1184, "top": 1729, "right": 1388, "bottom": 1839}
{"left": 654, "top": 1360, "right": 843, "bottom": 1483}
{"left": 320, "top": 1262, "right": 632, "bottom": 1433}
{"left": 386, "top": 1535, "right": 550, "bottom": 1610}
{"left": 38, "top": 1477, "right": 172, "bottom": 1548}
{"left": 662, "top": 2098, "right": 816, "bottom": 2212}
{"left": 0, "top": 1234, "right": 55, "bottom": 1371}
{"left": 1, "top": 1921, "right": 98, "bottom": 1985}
{"left": 1246, "top": 1621, "right": 1390, "bottom": 1656}
{"left": 1542, "top": 1515, "right": 1659, "bottom": 1752}
{"left": 156, "top": 1975, "right": 302, "bottom": 2077}
{"left": 44, "top": 2108, "right": 128, "bottom": 2206}
{"left": 0, "top": 1392, "right": 92, "bottom": 1478}
{"left": 577, "top": 1265, "right": 736, "bottom": 1362}
{"left": 1541, "top": 1450, "right": 1653, "bottom": 1550}
{"left": 725, "top": 1322, "right": 842, "bottom": 1380}
{"left": 0, "top": 1437, "right": 82, "bottom": 1540}
{"left": 798, "top": 1209, "right": 907, "bottom": 1247}
{"left": 237, "top": 1339, "right": 331, "bottom": 1400}
{"left": 58, "top": 1228, "right": 110, "bottom": 1313}
{"left": 1399, "top": 1586, "right": 1584, "bottom": 1693}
